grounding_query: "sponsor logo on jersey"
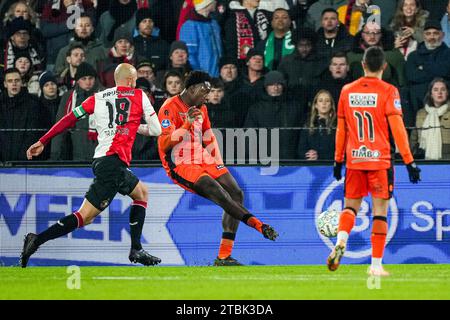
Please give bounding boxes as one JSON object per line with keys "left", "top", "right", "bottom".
{"left": 349, "top": 93, "right": 378, "bottom": 107}
{"left": 351, "top": 145, "right": 381, "bottom": 159}
{"left": 394, "top": 99, "right": 402, "bottom": 110}
{"left": 161, "top": 119, "right": 171, "bottom": 128}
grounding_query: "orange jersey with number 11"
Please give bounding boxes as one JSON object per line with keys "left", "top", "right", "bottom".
{"left": 336, "top": 77, "right": 407, "bottom": 170}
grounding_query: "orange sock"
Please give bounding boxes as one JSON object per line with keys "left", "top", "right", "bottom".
{"left": 338, "top": 208, "right": 356, "bottom": 234}
{"left": 371, "top": 216, "right": 388, "bottom": 258}
{"left": 218, "top": 239, "right": 234, "bottom": 259}
{"left": 243, "top": 214, "right": 263, "bottom": 233}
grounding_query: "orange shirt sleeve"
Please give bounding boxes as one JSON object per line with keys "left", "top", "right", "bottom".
{"left": 157, "top": 103, "right": 190, "bottom": 153}
{"left": 334, "top": 117, "right": 347, "bottom": 163}
{"left": 388, "top": 114, "right": 414, "bottom": 165}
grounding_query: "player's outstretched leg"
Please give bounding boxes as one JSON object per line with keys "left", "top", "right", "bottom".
{"left": 327, "top": 207, "right": 357, "bottom": 271}
{"left": 368, "top": 215, "right": 389, "bottom": 276}
{"left": 128, "top": 181, "right": 161, "bottom": 266}
{"left": 214, "top": 173, "right": 243, "bottom": 266}
{"left": 194, "top": 175, "right": 278, "bottom": 241}
{"left": 20, "top": 200, "right": 98, "bottom": 268}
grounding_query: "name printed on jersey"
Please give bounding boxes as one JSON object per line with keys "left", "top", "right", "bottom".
{"left": 349, "top": 93, "right": 378, "bottom": 108}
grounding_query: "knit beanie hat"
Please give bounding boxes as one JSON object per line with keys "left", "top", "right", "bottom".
{"left": 75, "top": 62, "right": 97, "bottom": 81}
{"left": 39, "top": 71, "right": 58, "bottom": 90}
{"left": 169, "top": 40, "right": 188, "bottom": 56}
{"left": 193, "top": 0, "right": 215, "bottom": 11}
{"left": 264, "top": 71, "right": 286, "bottom": 87}
{"left": 135, "top": 8, "right": 153, "bottom": 28}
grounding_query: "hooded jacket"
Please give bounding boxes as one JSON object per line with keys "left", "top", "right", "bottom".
{"left": 179, "top": 9, "right": 223, "bottom": 77}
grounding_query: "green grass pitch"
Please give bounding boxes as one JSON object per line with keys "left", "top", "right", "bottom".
{"left": 0, "top": 264, "right": 449, "bottom": 300}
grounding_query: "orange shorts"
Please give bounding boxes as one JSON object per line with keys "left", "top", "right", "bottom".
{"left": 167, "top": 163, "right": 229, "bottom": 193}
{"left": 345, "top": 168, "right": 394, "bottom": 199}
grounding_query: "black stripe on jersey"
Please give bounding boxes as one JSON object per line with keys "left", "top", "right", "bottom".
{"left": 165, "top": 153, "right": 195, "bottom": 190}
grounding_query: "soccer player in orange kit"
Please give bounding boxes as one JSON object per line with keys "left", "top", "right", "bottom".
{"left": 157, "top": 71, "right": 278, "bottom": 266}
{"left": 327, "top": 46, "right": 421, "bottom": 276}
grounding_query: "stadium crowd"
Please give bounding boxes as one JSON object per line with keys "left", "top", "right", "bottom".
{"left": 0, "top": 0, "right": 450, "bottom": 162}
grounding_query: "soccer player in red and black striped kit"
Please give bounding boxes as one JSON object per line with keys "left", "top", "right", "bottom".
{"left": 21, "top": 63, "right": 162, "bottom": 267}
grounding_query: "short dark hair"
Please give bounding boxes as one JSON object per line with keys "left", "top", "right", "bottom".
{"left": 4, "top": 67, "right": 21, "bottom": 78}
{"left": 321, "top": 8, "right": 338, "bottom": 17}
{"left": 330, "top": 51, "right": 348, "bottom": 64}
{"left": 273, "top": 8, "right": 291, "bottom": 19}
{"left": 362, "top": 46, "right": 385, "bottom": 72}
{"left": 184, "top": 70, "right": 211, "bottom": 89}
{"left": 210, "top": 77, "right": 224, "bottom": 90}
{"left": 66, "top": 45, "right": 85, "bottom": 57}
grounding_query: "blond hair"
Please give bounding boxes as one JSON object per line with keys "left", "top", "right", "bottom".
{"left": 308, "top": 90, "right": 336, "bottom": 135}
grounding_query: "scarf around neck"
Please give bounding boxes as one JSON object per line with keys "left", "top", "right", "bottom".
{"left": 419, "top": 103, "right": 449, "bottom": 160}
{"left": 264, "top": 30, "right": 294, "bottom": 69}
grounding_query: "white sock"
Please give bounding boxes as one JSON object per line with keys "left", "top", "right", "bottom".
{"left": 336, "top": 231, "right": 348, "bottom": 246}
{"left": 371, "top": 257, "right": 382, "bottom": 269}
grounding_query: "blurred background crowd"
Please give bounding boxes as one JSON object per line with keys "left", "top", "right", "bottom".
{"left": 0, "top": 0, "right": 449, "bottom": 163}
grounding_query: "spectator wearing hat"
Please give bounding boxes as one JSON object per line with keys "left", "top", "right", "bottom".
{"left": 50, "top": 62, "right": 102, "bottom": 161}
{"left": 0, "top": 68, "right": 40, "bottom": 161}
{"left": 97, "top": 0, "right": 137, "bottom": 48}
{"left": 134, "top": 8, "right": 170, "bottom": 72}
{"left": 54, "top": 14, "right": 107, "bottom": 75}
{"left": 278, "top": 29, "right": 327, "bottom": 94}
{"left": 405, "top": 20, "right": 450, "bottom": 118}
{"left": 156, "top": 40, "right": 193, "bottom": 84}
{"left": 13, "top": 51, "right": 40, "bottom": 95}
{"left": 38, "top": 71, "right": 61, "bottom": 159}
{"left": 136, "top": 59, "right": 160, "bottom": 92}
{"left": 97, "top": 26, "right": 141, "bottom": 88}
{"left": 255, "top": 8, "right": 295, "bottom": 71}
{"left": 244, "top": 70, "right": 305, "bottom": 161}
{"left": 217, "top": 56, "right": 250, "bottom": 127}
{"left": 58, "top": 45, "right": 86, "bottom": 94}
{"left": 224, "top": 0, "right": 271, "bottom": 68}
{"left": 0, "top": 17, "right": 45, "bottom": 81}
{"left": 1, "top": 1, "right": 46, "bottom": 60}
{"left": 179, "top": 0, "right": 223, "bottom": 77}
{"left": 240, "top": 48, "right": 266, "bottom": 103}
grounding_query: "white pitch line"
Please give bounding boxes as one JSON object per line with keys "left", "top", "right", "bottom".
{"left": 91, "top": 275, "right": 450, "bottom": 283}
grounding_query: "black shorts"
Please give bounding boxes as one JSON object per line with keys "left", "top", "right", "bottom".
{"left": 85, "top": 155, "right": 139, "bottom": 211}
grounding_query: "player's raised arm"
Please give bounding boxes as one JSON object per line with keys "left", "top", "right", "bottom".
{"left": 158, "top": 106, "right": 202, "bottom": 153}
{"left": 138, "top": 92, "right": 162, "bottom": 137}
{"left": 26, "top": 96, "right": 95, "bottom": 160}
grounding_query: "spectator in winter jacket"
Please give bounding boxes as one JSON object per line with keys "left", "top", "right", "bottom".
{"left": 0, "top": 68, "right": 40, "bottom": 161}
{"left": 297, "top": 89, "right": 336, "bottom": 160}
{"left": 58, "top": 45, "right": 86, "bottom": 94}
{"left": 1, "top": 17, "right": 45, "bottom": 77}
{"left": 390, "top": 0, "right": 429, "bottom": 60}
{"left": 133, "top": 8, "right": 170, "bottom": 72}
{"left": 14, "top": 51, "right": 40, "bottom": 95}
{"left": 245, "top": 70, "right": 306, "bottom": 161}
{"left": 240, "top": 48, "right": 266, "bottom": 105}
{"left": 224, "top": 0, "right": 272, "bottom": 68}
{"left": 50, "top": 62, "right": 101, "bottom": 161}
{"left": 306, "top": 0, "right": 347, "bottom": 31}
{"left": 97, "top": 27, "right": 140, "bottom": 88}
{"left": 255, "top": 8, "right": 295, "bottom": 70}
{"left": 206, "top": 77, "right": 236, "bottom": 128}
{"left": 314, "top": 51, "right": 352, "bottom": 108}
{"left": 54, "top": 14, "right": 107, "bottom": 75}
{"left": 347, "top": 22, "right": 404, "bottom": 87}
{"left": 278, "top": 30, "right": 328, "bottom": 95}
{"left": 405, "top": 21, "right": 450, "bottom": 113}
{"left": 440, "top": 0, "right": 450, "bottom": 47}
{"left": 315, "top": 8, "right": 354, "bottom": 60}
{"left": 180, "top": 0, "right": 223, "bottom": 77}
{"left": 97, "top": 0, "right": 137, "bottom": 48}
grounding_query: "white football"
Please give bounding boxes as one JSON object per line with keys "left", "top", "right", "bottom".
{"left": 317, "top": 209, "right": 340, "bottom": 238}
